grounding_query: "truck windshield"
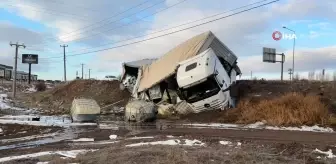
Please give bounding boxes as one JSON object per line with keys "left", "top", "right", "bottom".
{"left": 181, "top": 77, "right": 220, "bottom": 103}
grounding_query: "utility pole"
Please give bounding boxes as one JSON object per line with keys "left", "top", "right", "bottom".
{"left": 89, "top": 69, "right": 91, "bottom": 79}
{"left": 81, "top": 63, "right": 84, "bottom": 79}
{"left": 288, "top": 68, "right": 293, "bottom": 81}
{"left": 60, "top": 45, "right": 68, "bottom": 82}
{"left": 10, "top": 42, "right": 25, "bottom": 98}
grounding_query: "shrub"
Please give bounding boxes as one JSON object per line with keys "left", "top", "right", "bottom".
{"left": 237, "top": 93, "right": 329, "bottom": 126}
{"left": 34, "top": 82, "right": 47, "bottom": 92}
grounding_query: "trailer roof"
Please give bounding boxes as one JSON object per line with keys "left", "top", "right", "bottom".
{"left": 137, "top": 31, "right": 241, "bottom": 92}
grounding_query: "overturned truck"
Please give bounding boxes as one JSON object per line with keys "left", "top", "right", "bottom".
{"left": 122, "top": 31, "right": 241, "bottom": 120}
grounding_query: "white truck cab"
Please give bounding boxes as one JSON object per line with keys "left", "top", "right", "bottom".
{"left": 176, "top": 48, "right": 234, "bottom": 112}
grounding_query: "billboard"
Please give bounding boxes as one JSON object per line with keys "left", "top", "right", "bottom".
{"left": 262, "top": 47, "right": 276, "bottom": 63}
{"left": 22, "top": 54, "right": 38, "bottom": 64}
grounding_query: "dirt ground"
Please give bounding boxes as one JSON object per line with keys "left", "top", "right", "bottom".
{"left": 3, "top": 128, "right": 336, "bottom": 164}
{"left": 15, "top": 80, "right": 131, "bottom": 115}
{"left": 2, "top": 80, "right": 336, "bottom": 163}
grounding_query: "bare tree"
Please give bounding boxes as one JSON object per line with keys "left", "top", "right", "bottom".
{"left": 333, "top": 71, "right": 336, "bottom": 82}
{"left": 308, "top": 71, "right": 315, "bottom": 81}
{"left": 294, "top": 73, "right": 300, "bottom": 81}
{"left": 325, "top": 73, "right": 330, "bottom": 81}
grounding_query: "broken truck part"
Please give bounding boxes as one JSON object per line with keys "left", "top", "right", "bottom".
{"left": 125, "top": 100, "right": 157, "bottom": 122}
{"left": 70, "top": 98, "right": 101, "bottom": 122}
{"left": 132, "top": 31, "right": 241, "bottom": 111}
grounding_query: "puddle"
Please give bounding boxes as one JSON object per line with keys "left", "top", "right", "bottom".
{"left": 0, "top": 127, "right": 84, "bottom": 150}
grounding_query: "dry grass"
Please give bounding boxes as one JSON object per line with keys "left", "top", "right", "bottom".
{"left": 236, "top": 93, "right": 329, "bottom": 126}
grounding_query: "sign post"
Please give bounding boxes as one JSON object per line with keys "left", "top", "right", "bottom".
{"left": 262, "top": 47, "right": 285, "bottom": 81}
{"left": 22, "top": 54, "right": 38, "bottom": 84}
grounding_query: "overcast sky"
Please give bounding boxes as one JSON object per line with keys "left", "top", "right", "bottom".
{"left": 0, "top": 0, "right": 335, "bottom": 80}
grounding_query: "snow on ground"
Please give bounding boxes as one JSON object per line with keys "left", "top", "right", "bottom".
{"left": 184, "top": 139, "right": 205, "bottom": 146}
{"left": 184, "top": 123, "right": 239, "bottom": 129}
{"left": 36, "top": 162, "right": 49, "bottom": 164}
{"left": 185, "top": 122, "right": 334, "bottom": 133}
{"left": 71, "top": 138, "right": 95, "bottom": 142}
{"left": 98, "top": 124, "right": 119, "bottom": 130}
{"left": 0, "top": 115, "right": 97, "bottom": 127}
{"left": 313, "top": 149, "right": 336, "bottom": 158}
{"left": 0, "top": 94, "right": 10, "bottom": 109}
{"left": 24, "top": 86, "right": 37, "bottom": 93}
{"left": 1, "top": 132, "right": 58, "bottom": 143}
{"left": 166, "top": 135, "right": 174, "bottom": 138}
{"left": 219, "top": 141, "right": 232, "bottom": 145}
{"left": 0, "top": 149, "right": 98, "bottom": 163}
{"left": 127, "top": 136, "right": 154, "bottom": 140}
{"left": 125, "top": 139, "right": 205, "bottom": 147}
{"left": 265, "top": 125, "right": 334, "bottom": 133}
{"left": 73, "top": 140, "right": 119, "bottom": 146}
{"left": 109, "top": 135, "right": 117, "bottom": 139}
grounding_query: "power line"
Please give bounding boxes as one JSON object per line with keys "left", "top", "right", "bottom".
{"left": 25, "top": 0, "right": 155, "bottom": 47}
{"left": 42, "top": 0, "right": 280, "bottom": 59}
{"left": 4, "top": 3, "right": 88, "bottom": 20}
{"left": 35, "top": 0, "right": 109, "bottom": 13}
{"left": 58, "top": 0, "right": 168, "bottom": 42}
{"left": 59, "top": 0, "right": 271, "bottom": 56}
{"left": 60, "top": 0, "right": 188, "bottom": 44}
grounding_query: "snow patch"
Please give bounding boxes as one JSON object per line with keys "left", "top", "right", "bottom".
{"left": 126, "top": 139, "right": 180, "bottom": 147}
{"left": 36, "top": 162, "right": 49, "bottom": 164}
{"left": 0, "top": 128, "right": 3, "bottom": 134}
{"left": 98, "top": 124, "right": 119, "bottom": 130}
{"left": 0, "top": 149, "right": 97, "bottom": 162}
{"left": 127, "top": 136, "right": 154, "bottom": 140}
{"left": 126, "top": 139, "right": 205, "bottom": 147}
{"left": 184, "top": 139, "right": 205, "bottom": 146}
{"left": 24, "top": 86, "right": 37, "bottom": 93}
{"left": 185, "top": 123, "right": 239, "bottom": 129}
{"left": 71, "top": 138, "right": 94, "bottom": 142}
{"left": 166, "top": 135, "right": 174, "bottom": 138}
{"left": 219, "top": 141, "right": 232, "bottom": 145}
{"left": 237, "top": 142, "right": 242, "bottom": 146}
{"left": 313, "top": 149, "right": 336, "bottom": 158}
{"left": 186, "top": 122, "right": 334, "bottom": 133}
{"left": 109, "top": 135, "right": 117, "bottom": 140}
{"left": 73, "top": 140, "right": 119, "bottom": 146}
{"left": 1, "top": 132, "right": 58, "bottom": 143}
{"left": 0, "top": 117, "right": 97, "bottom": 127}
{"left": 266, "top": 125, "right": 334, "bottom": 133}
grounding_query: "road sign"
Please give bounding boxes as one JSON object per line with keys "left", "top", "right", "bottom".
{"left": 263, "top": 47, "right": 276, "bottom": 63}
{"left": 22, "top": 54, "right": 38, "bottom": 64}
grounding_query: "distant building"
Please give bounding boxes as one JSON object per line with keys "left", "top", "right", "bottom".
{"left": 0, "top": 64, "right": 13, "bottom": 80}
{"left": 13, "top": 71, "right": 38, "bottom": 81}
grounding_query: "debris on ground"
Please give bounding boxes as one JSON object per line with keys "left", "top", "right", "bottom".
{"left": 125, "top": 100, "right": 157, "bottom": 122}
{"left": 70, "top": 98, "right": 101, "bottom": 122}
